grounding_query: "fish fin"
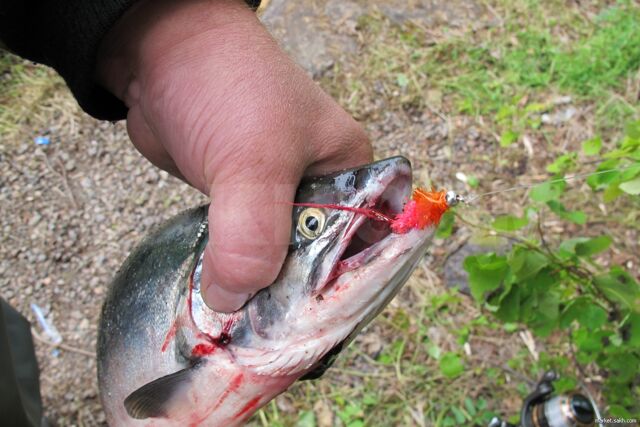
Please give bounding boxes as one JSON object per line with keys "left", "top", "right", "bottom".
{"left": 124, "top": 364, "right": 198, "bottom": 419}
{"left": 300, "top": 340, "right": 345, "bottom": 381}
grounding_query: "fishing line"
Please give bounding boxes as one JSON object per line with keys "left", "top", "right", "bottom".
{"left": 460, "top": 163, "right": 640, "bottom": 205}
{"left": 290, "top": 162, "right": 638, "bottom": 235}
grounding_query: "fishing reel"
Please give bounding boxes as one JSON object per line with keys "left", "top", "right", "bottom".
{"left": 488, "top": 370, "right": 601, "bottom": 427}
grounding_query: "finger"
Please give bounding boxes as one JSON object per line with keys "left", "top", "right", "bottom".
{"left": 201, "top": 169, "right": 299, "bottom": 312}
{"left": 305, "top": 108, "right": 373, "bottom": 175}
{"left": 126, "top": 105, "right": 186, "bottom": 181}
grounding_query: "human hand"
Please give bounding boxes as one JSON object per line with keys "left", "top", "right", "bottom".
{"left": 97, "top": 0, "right": 372, "bottom": 312}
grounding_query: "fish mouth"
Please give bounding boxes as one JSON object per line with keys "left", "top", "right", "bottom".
{"left": 316, "top": 165, "right": 413, "bottom": 294}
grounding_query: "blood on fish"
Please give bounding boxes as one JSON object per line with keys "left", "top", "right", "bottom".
{"left": 235, "top": 396, "right": 262, "bottom": 420}
{"left": 214, "top": 332, "right": 231, "bottom": 346}
{"left": 293, "top": 188, "right": 451, "bottom": 234}
{"left": 161, "top": 322, "right": 178, "bottom": 352}
{"left": 210, "top": 373, "right": 244, "bottom": 411}
{"left": 192, "top": 343, "right": 217, "bottom": 357}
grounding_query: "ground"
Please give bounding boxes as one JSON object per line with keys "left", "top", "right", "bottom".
{"left": 1, "top": 0, "right": 638, "bottom": 426}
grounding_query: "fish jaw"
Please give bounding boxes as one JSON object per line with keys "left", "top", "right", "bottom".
{"left": 232, "top": 227, "right": 434, "bottom": 377}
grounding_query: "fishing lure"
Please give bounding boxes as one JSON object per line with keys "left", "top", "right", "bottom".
{"left": 294, "top": 188, "right": 464, "bottom": 233}
{"left": 390, "top": 188, "right": 463, "bottom": 233}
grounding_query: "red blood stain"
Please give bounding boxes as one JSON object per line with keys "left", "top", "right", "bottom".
{"left": 214, "top": 332, "right": 231, "bottom": 346}
{"left": 191, "top": 343, "right": 216, "bottom": 357}
{"left": 186, "top": 373, "right": 244, "bottom": 427}
{"left": 235, "top": 396, "right": 262, "bottom": 420}
{"left": 161, "top": 322, "right": 178, "bottom": 352}
{"left": 210, "top": 373, "right": 244, "bottom": 411}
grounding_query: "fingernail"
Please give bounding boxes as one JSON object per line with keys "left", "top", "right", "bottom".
{"left": 204, "top": 285, "right": 250, "bottom": 313}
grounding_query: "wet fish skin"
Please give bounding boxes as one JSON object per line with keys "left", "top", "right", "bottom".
{"left": 98, "top": 156, "right": 435, "bottom": 426}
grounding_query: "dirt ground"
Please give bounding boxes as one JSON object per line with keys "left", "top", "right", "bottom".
{"left": 1, "top": 0, "right": 638, "bottom": 426}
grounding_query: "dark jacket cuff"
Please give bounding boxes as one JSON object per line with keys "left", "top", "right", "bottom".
{"left": 0, "top": 0, "right": 261, "bottom": 121}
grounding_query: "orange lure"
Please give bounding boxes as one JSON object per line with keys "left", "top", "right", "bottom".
{"left": 390, "top": 188, "right": 451, "bottom": 234}
{"left": 293, "top": 187, "right": 456, "bottom": 234}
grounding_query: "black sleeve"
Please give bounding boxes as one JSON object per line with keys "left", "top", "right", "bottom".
{"left": 0, "top": 1, "right": 261, "bottom": 121}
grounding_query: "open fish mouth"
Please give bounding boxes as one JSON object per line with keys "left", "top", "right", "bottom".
{"left": 315, "top": 167, "right": 413, "bottom": 295}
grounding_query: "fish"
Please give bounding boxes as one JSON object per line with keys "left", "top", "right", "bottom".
{"left": 97, "top": 156, "right": 436, "bottom": 426}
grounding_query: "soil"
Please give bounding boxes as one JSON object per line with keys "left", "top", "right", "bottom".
{"left": 1, "top": 0, "right": 635, "bottom": 425}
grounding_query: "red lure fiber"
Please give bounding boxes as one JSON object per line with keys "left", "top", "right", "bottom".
{"left": 293, "top": 188, "right": 451, "bottom": 234}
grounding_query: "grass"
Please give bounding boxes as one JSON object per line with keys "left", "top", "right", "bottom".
{"left": 325, "top": 0, "right": 640, "bottom": 138}
{"left": 0, "top": 51, "right": 65, "bottom": 141}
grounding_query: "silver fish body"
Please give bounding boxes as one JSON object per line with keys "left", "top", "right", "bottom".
{"left": 98, "top": 156, "right": 435, "bottom": 426}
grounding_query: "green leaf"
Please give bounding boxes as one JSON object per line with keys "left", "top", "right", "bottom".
{"left": 559, "top": 236, "right": 612, "bottom": 258}
{"left": 579, "top": 305, "right": 607, "bottom": 330}
{"left": 494, "top": 287, "right": 520, "bottom": 322}
{"left": 427, "top": 342, "right": 441, "bottom": 360}
{"left": 464, "top": 398, "right": 476, "bottom": 416}
{"left": 625, "top": 120, "right": 640, "bottom": 140}
{"left": 594, "top": 267, "right": 640, "bottom": 311}
{"left": 560, "top": 297, "right": 589, "bottom": 328}
{"left": 296, "top": 411, "right": 316, "bottom": 427}
{"left": 396, "top": 73, "right": 409, "bottom": 88}
{"left": 509, "top": 248, "right": 548, "bottom": 281}
{"left": 582, "top": 136, "right": 602, "bottom": 156}
{"left": 537, "top": 291, "right": 560, "bottom": 321}
{"left": 619, "top": 176, "right": 640, "bottom": 195}
{"left": 436, "top": 210, "right": 456, "bottom": 238}
{"left": 463, "top": 254, "right": 509, "bottom": 302}
{"left": 500, "top": 130, "right": 518, "bottom": 147}
{"left": 546, "top": 153, "right": 577, "bottom": 174}
{"left": 620, "top": 163, "right": 640, "bottom": 181}
{"left": 467, "top": 175, "right": 480, "bottom": 188}
{"left": 574, "top": 328, "right": 605, "bottom": 353}
{"left": 530, "top": 179, "right": 566, "bottom": 202}
{"left": 451, "top": 407, "right": 467, "bottom": 424}
{"left": 575, "top": 235, "right": 612, "bottom": 256}
{"left": 587, "top": 161, "right": 621, "bottom": 189}
{"left": 439, "top": 353, "right": 464, "bottom": 378}
{"left": 628, "top": 313, "right": 640, "bottom": 347}
{"left": 603, "top": 183, "right": 623, "bottom": 202}
{"left": 553, "top": 377, "right": 577, "bottom": 393}
{"left": 492, "top": 215, "right": 529, "bottom": 231}
{"left": 546, "top": 200, "right": 587, "bottom": 224}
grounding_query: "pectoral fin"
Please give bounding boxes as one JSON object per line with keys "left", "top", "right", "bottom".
{"left": 124, "top": 363, "right": 200, "bottom": 419}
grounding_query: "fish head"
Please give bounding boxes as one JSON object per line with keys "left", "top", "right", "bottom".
{"left": 191, "top": 156, "right": 434, "bottom": 377}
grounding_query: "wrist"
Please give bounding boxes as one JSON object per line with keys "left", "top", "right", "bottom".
{"left": 97, "top": 0, "right": 258, "bottom": 107}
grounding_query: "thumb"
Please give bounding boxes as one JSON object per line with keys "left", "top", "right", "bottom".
{"left": 200, "top": 171, "right": 299, "bottom": 312}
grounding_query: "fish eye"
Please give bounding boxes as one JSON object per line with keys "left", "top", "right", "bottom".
{"left": 298, "top": 208, "right": 326, "bottom": 240}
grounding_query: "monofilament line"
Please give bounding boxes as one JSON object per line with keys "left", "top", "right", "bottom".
{"left": 464, "top": 163, "right": 639, "bottom": 204}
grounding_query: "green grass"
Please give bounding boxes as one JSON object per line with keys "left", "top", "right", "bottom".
{"left": 0, "top": 51, "right": 64, "bottom": 140}
{"left": 330, "top": 0, "right": 640, "bottom": 136}
{"left": 305, "top": 1, "right": 640, "bottom": 424}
